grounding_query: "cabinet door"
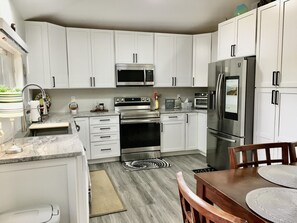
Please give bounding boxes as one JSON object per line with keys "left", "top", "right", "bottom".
{"left": 25, "top": 22, "right": 51, "bottom": 88}
{"left": 276, "top": 88, "right": 297, "bottom": 142}
{"left": 90, "top": 30, "right": 115, "bottom": 88}
{"left": 218, "top": 19, "right": 236, "bottom": 60}
{"left": 136, "top": 32, "right": 154, "bottom": 64}
{"left": 115, "top": 31, "right": 135, "bottom": 63}
{"left": 253, "top": 88, "right": 276, "bottom": 144}
{"left": 236, "top": 9, "right": 257, "bottom": 57}
{"left": 279, "top": 0, "right": 297, "bottom": 87}
{"left": 161, "top": 120, "right": 185, "bottom": 152}
{"left": 175, "top": 35, "right": 193, "bottom": 87}
{"left": 193, "top": 34, "right": 211, "bottom": 87}
{"left": 154, "top": 34, "right": 175, "bottom": 87}
{"left": 255, "top": 1, "right": 280, "bottom": 87}
{"left": 67, "top": 28, "right": 92, "bottom": 88}
{"left": 197, "top": 112, "right": 207, "bottom": 155}
{"left": 185, "top": 113, "right": 198, "bottom": 151}
{"left": 48, "top": 23, "right": 69, "bottom": 88}
{"left": 74, "top": 118, "right": 91, "bottom": 160}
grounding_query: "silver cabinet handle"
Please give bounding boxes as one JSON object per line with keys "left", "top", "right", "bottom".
{"left": 168, "top": 116, "right": 178, "bottom": 119}
{"left": 90, "top": 77, "right": 92, "bottom": 87}
{"left": 192, "top": 77, "right": 195, "bottom": 86}
{"left": 160, "top": 123, "right": 163, "bottom": 132}
{"left": 100, "top": 119, "right": 110, "bottom": 122}
{"left": 93, "top": 77, "right": 95, "bottom": 87}
{"left": 101, "top": 148, "right": 111, "bottom": 151}
{"left": 172, "top": 77, "right": 174, "bottom": 86}
{"left": 186, "top": 114, "right": 188, "bottom": 123}
{"left": 175, "top": 77, "right": 177, "bottom": 86}
{"left": 100, "top": 135, "right": 111, "bottom": 139}
{"left": 100, "top": 127, "right": 111, "bottom": 130}
{"left": 136, "top": 53, "right": 138, "bottom": 63}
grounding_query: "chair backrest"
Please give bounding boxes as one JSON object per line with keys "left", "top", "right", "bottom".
{"left": 289, "top": 142, "right": 297, "bottom": 163}
{"left": 228, "top": 142, "right": 290, "bottom": 169}
{"left": 176, "top": 172, "right": 247, "bottom": 223}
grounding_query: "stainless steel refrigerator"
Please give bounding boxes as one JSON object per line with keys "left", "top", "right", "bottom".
{"left": 207, "top": 57, "right": 256, "bottom": 170}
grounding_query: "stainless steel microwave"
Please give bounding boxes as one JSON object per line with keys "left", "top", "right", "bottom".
{"left": 116, "top": 63, "right": 154, "bottom": 86}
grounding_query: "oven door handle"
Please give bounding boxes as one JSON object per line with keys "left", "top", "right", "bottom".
{"left": 121, "top": 118, "right": 160, "bottom": 124}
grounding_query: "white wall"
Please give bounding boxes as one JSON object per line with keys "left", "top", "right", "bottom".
{"left": 43, "top": 87, "right": 207, "bottom": 113}
{"left": 0, "top": 0, "right": 25, "bottom": 39}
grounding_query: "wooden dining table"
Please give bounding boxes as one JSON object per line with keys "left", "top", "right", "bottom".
{"left": 195, "top": 167, "right": 287, "bottom": 223}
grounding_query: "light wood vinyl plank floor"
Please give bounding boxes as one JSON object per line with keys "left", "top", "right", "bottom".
{"left": 89, "top": 154, "right": 207, "bottom": 223}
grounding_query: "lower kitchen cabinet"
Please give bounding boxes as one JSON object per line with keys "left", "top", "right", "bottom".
{"left": 161, "top": 112, "right": 206, "bottom": 154}
{"left": 254, "top": 87, "right": 297, "bottom": 159}
{"left": 161, "top": 114, "right": 186, "bottom": 152}
{"left": 75, "top": 115, "right": 120, "bottom": 161}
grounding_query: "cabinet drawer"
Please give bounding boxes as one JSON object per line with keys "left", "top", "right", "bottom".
{"left": 89, "top": 116, "right": 119, "bottom": 125}
{"left": 90, "top": 133, "right": 119, "bottom": 142}
{"left": 91, "top": 141, "right": 120, "bottom": 159}
{"left": 161, "top": 113, "right": 185, "bottom": 122}
{"left": 90, "top": 124, "right": 119, "bottom": 134}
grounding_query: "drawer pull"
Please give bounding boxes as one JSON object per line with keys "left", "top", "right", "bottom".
{"left": 100, "top": 127, "right": 111, "bottom": 130}
{"left": 100, "top": 136, "right": 111, "bottom": 139}
{"left": 168, "top": 116, "right": 178, "bottom": 118}
{"left": 101, "top": 148, "right": 111, "bottom": 151}
{"left": 100, "top": 119, "right": 110, "bottom": 122}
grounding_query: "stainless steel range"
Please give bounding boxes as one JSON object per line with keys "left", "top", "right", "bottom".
{"left": 114, "top": 97, "right": 161, "bottom": 161}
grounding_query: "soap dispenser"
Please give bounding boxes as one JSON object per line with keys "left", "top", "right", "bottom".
{"left": 174, "top": 94, "right": 182, "bottom": 109}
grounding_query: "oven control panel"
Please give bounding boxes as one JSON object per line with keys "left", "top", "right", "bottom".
{"left": 114, "top": 97, "right": 151, "bottom": 105}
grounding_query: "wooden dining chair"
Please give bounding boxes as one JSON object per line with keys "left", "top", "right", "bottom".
{"left": 289, "top": 142, "right": 297, "bottom": 163}
{"left": 228, "top": 142, "right": 290, "bottom": 169}
{"left": 176, "top": 172, "right": 247, "bottom": 223}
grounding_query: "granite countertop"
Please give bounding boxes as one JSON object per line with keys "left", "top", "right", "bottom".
{"left": 159, "top": 108, "right": 207, "bottom": 114}
{"left": 0, "top": 111, "right": 119, "bottom": 165}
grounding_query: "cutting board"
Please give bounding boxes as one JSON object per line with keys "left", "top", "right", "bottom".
{"left": 29, "top": 122, "right": 69, "bottom": 130}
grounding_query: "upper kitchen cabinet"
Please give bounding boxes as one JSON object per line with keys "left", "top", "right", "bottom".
{"left": 154, "top": 33, "right": 192, "bottom": 87}
{"left": 67, "top": 28, "right": 115, "bottom": 88}
{"left": 115, "top": 31, "right": 154, "bottom": 64}
{"left": 25, "top": 22, "right": 68, "bottom": 88}
{"left": 256, "top": 0, "right": 297, "bottom": 88}
{"left": 192, "top": 33, "right": 212, "bottom": 87}
{"left": 217, "top": 9, "right": 257, "bottom": 60}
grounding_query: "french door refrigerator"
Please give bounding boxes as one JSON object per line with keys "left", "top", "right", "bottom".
{"left": 207, "top": 56, "right": 256, "bottom": 170}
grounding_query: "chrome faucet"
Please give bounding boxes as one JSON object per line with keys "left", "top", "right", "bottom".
{"left": 21, "top": 83, "right": 48, "bottom": 131}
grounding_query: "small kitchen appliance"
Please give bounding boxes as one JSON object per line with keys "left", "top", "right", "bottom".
{"left": 194, "top": 92, "right": 208, "bottom": 109}
{"left": 29, "top": 100, "right": 41, "bottom": 123}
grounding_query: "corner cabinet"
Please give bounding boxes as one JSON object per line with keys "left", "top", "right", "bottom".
{"left": 67, "top": 28, "right": 115, "bottom": 88}
{"left": 217, "top": 9, "right": 257, "bottom": 60}
{"left": 192, "top": 33, "right": 212, "bottom": 87}
{"left": 115, "top": 31, "right": 154, "bottom": 64}
{"left": 256, "top": 0, "right": 297, "bottom": 88}
{"left": 154, "top": 33, "right": 193, "bottom": 87}
{"left": 25, "top": 22, "right": 69, "bottom": 88}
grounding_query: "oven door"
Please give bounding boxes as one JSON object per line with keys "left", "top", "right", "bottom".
{"left": 120, "top": 118, "right": 160, "bottom": 161}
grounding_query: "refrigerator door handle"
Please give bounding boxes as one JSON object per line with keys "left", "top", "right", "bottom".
{"left": 217, "top": 73, "right": 224, "bottom": 120}
{"left": 210, "top": 132, "right": 236, "bottom": 143}
{"left": 215, "top": 73, "right": 222, "bottom": 116}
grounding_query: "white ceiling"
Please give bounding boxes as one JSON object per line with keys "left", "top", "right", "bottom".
{"left": 12, "top": 0, "right": 259, "bottom": 34}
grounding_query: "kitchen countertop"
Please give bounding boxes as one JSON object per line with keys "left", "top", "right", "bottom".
{"left": 0, "top": 111, "right": 120, "bottom": 165}
{"left": 159, "top": 108, "right": 207, "bottom": 114}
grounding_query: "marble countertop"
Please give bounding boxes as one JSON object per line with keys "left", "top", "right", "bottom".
{"left": 159, "top": 108, "right": 207, "bottom": 114}
{"left": 0, "top": 111, "right": 120, "bottom": 165}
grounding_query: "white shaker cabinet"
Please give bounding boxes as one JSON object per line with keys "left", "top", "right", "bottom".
{"left": 218, "top": 9, "right": 257, "bottom": 60}
{"left": 254, "top": 88, "right": 297, "bottom": 143}
{"left": 67, "top": 28, "right": 115, "bottom": 88}
{"left": 115, "top": 31, "right": 154, "bottom": 64}
{"left": 185, "top": 113, "right": 198, "bottom": 151}
{"left": 75, "top": 118, "right": 91, "bottom": 160}
{"left": 161, "top": 114, "right": 185, "bottom": 152}
{"left": 256, "top": 0, "right": 297, "bottom": 87}
{"left": 25, "top": 22, "right": 69, "bottom": 88}
{"left": 192, "top": 33, "right": 212, "bottom": 87}
{"left": 154, "top": 33, "right": 192, "bottom": 87}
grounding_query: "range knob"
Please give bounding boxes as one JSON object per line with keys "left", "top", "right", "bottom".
{"left": 116, "top": 98, "right": 120, "bottom": 102}
{"left": 121, "top": 98, "right": 124, "bottom": 102}
{"left": 146, "top": 98, "right": 150, "bottom": 101}
{"left": 141, "top": 98, "right": 145, "bottom": 101}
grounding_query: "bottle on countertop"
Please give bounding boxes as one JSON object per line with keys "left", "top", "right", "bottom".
{"left": 174, "top": 94, "right": 182, "bottom": 109}
{"left": 153, "top": 91, "right": 159, "bottom": 110}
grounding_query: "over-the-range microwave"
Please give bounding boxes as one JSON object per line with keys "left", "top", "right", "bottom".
{"left": 116, "top": 63, "right": 154, "bottom": 86}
